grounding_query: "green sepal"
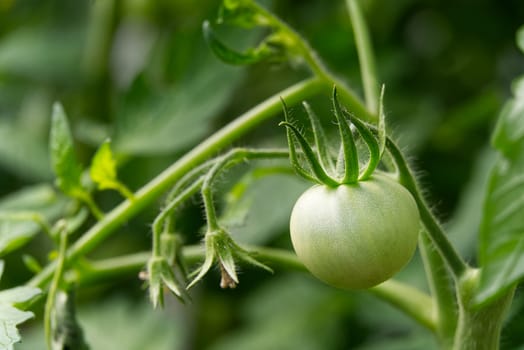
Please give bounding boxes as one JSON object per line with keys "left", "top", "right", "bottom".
{"left": 279, "top": 122, "right": 339, "bottom": 187}
{"left": 332, "top": 87, "right": 359, "bottom": 183}
{"left": 280, "top": 99, "right": 318, "bottom": 183}
{"left": 147, "top": 256, "right": 189, "bottom": 308}
{"left": 188, "top": 229, "right": 272, "bottom": 289}
{"left": 202, "top": 21, "right": 274, "bottom": 66}
{"left": 160, "top": 232, "right": 188, "bottom": 279}
{"left": 342, "top": 110, "right": 380, "bottom": 181}
{"left": 302, "top": 102, "right": 336, "bottom": 174}
{"left": 377, "top": 84, "right": 387, "bottom": 158}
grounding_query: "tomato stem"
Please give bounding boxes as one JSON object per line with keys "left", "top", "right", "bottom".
{"left": 28, "top": 78, "right": 324, "bottom": 289}
{"left": 345, "top": 0, "right": 379, "bottom": 114}
{"left": 385, "top": 138, "right": 469, "bottom": 278}
{"left": 201, "top": 148, "right": 290, "bottom": 232}
{"left": 44, "top": 224, "right": 68, "bottom": 350}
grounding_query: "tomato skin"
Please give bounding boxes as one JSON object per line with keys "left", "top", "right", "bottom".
{"left": 289, "top": 173, "right": 420, "bottom": 289}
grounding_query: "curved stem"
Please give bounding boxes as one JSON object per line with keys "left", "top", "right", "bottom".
{"left": 386, "top": 138, "right": 468, "bottom": 279}
{"left": 152, "top": 179, "right": 204, "bottom": 257}
{"left": 28, "top": 78, "right": 324, "bottom": 289}
{"left": 370, "top": 279, "right": 436, "bottom": 332}
{"left": 252, "top": 2, "right": 375, "bottom": 123}
{"left": 201, "top": 148, "right": 289, "bottom": 231}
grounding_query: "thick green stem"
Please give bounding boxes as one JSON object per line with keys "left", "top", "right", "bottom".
{"left": 453, "top": 269, "right": 515, "bottom": 350}
{"left": 419, "top": 233, "right": 457, "bottom": 346}
{"left": 28, "top": 78, "right": 324, "bottom": 289}
{"left": 386, "top": 139, "right": 468, "bottom": 279}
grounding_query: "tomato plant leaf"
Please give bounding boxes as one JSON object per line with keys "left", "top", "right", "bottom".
{"left": 475, "top": 78, "right": 524, "bottom": 306}
{"left": 0, "top": 261, "right": 41, "bottom": 350}
{"left": 0, "top": 185, "right": 68, "bottom": 256}
{"left": 113, "top": 42, "right": 245, "bottom": 155}
{"left": 89, "top": 139, "right": 133, "bottom": 199}
{"left": 90, "top": 140, "right": 117, "bottom": 189}
{"left": 49, "top": 103, "right": 85, "bottom": 198}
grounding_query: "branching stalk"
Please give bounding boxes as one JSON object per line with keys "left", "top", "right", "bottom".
{"left": 28, "top": 78, "right": 323, "bottom": 288}
{"left": 63, "top": 245, "right": 435, "bottom": 331}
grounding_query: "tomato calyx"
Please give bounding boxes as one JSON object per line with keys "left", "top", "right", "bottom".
{"left": 187, "top": 228, "right": 273, "bottom": 289}
{"left": 280, "top": 86, "right": 386, "bottom": 186}
{"left": 146, "top": 231, "right": 189, "bottom": 308}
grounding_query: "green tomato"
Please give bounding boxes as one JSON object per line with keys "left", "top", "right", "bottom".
{"left": 289, "top": 173, "right": 420, "bottom": 289}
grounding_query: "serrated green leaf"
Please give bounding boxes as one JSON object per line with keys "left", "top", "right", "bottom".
{"left": 49, "top": 103, "right": 85, "bottom": 197}
{"left": 89, "top": 140, "right": 117, "bottom": 190}
{"left": 0, "top": 260, "right": 41, "bottom": 350}
{"left": 476, "top": 82, "right": 524, "bottom": 305}
{"left": 19, "top": 298, "right": 185, "bottom": 350}
{"left": 0, "top": 184, "right": 69, "bottom": 256}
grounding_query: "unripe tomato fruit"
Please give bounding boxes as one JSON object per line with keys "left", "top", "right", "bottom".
{"left": 289, "top": 173, "right": 420, "bottom": 289}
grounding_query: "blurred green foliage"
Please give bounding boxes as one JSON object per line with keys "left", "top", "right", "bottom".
{"left": 1, "top": 0, "right": 524, "bottom": 349}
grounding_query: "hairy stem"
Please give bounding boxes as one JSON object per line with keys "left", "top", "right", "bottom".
{"left": 64, "top": 245, "right": 435, "bottom": 331}
{"left": 201, "top": 148, "right": 289, "bottom": 231}
{"left": 386, "top": 139, "right": 468, "bottom": 279}
{"left": 453, "top": 269, "right": 515, "bottom": 350}
{"left": 28, "top": 78, "right": 324, "bottom": 289}
{"left": 252, "top": 2, "right": 375, "bottom": 123}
